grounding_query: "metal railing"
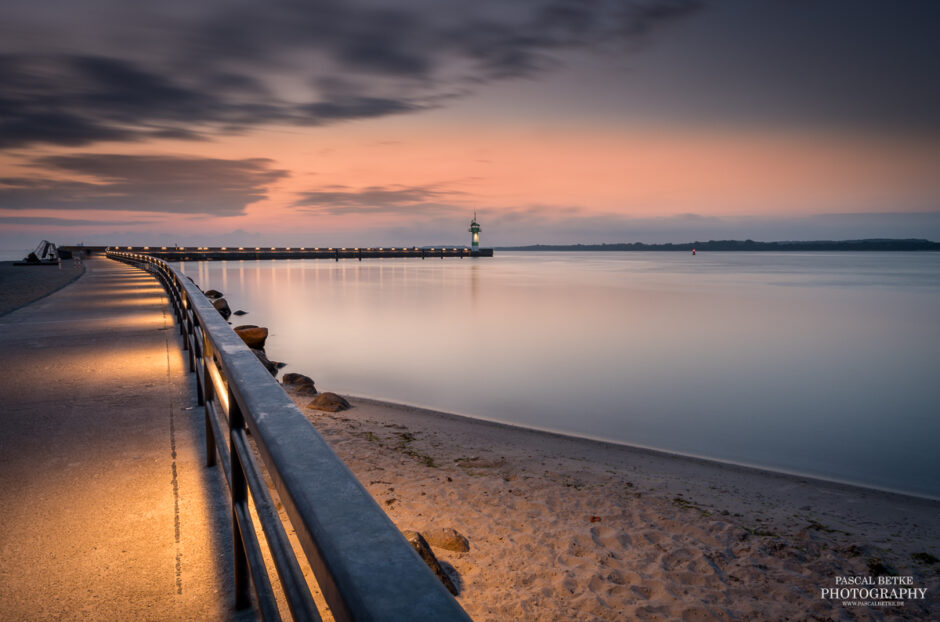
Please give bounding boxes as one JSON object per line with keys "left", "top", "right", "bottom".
{"left": 109, "top": 251, "right": 470, "bottom": 622}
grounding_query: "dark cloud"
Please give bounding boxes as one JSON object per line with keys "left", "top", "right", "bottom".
{"left": 0, "top": 0, "right": 702, "bottom": 149}
{"left": 293, "top": 184, "right": 464, "bottom": 215}
{"left": 611, "top": 0, "right": 940, "bottom": 136}
{"left": 0, "top": 216, "right": 157, "bottom": 226}
{"left": 0, "top": 154, "right": 288, "bottom": 215}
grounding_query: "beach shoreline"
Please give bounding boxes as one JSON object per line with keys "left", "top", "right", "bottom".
{"left": 349, "top": 395, "right": 940, "bottom": 504}
{"left": 287, "top": 388, "right": 939, "bottom": 621}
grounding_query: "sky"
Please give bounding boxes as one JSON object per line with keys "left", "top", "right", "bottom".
{"left": 1, "top": 0, "right": 939, "bottom": 248}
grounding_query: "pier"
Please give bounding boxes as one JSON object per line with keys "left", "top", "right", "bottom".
{"left": 59, "top": 245, "right": 494, "bottom": 261}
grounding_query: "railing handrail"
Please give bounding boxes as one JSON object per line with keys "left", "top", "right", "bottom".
{"left": 108, "top": 251, "right": 470, "bottom": 622}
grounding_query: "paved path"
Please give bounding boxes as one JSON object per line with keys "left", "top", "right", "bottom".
{"left": 0, "top": 258, "right": 249, "bottom": 620}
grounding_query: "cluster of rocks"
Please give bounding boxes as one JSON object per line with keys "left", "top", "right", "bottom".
{"left": 203, "top": 285, "right": 461, "bottom": 595}
{"left": 202, "top": 287, "right": 284, "bottom": 374}
{"left": 203, "top": 287, "right": 350, "bottom": 412}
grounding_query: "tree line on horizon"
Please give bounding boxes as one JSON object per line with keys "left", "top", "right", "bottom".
{"left": 496, "top": 239, "right": 940, "bottom": 252}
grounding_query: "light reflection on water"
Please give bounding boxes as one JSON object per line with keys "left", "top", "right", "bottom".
{"left": 180, "top": 252, "right": 940, "bottom": 498}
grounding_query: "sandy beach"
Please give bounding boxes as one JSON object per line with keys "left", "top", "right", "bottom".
{"left": 285, "top": 389, "right": 938, "bottom": 621}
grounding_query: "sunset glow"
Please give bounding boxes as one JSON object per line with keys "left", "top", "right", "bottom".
{"left": 1, "top": 1, "right": 938, "bottom": 247}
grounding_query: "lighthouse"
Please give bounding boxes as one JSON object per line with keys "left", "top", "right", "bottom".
{"left": 468, "top": 212, "right": 481, "bottom": 253}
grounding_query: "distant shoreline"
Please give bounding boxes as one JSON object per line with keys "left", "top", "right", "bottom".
{"left": 496, "top": 238, "right": 940, "bottom": 252}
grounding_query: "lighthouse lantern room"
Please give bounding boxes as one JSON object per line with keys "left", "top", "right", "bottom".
{"left": 469, "top": 213, "right": 481, "bottom": 252}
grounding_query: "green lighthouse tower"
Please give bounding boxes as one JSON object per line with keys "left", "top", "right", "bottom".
{"left": 469, "top": 212, "right": 481, "bottom": 253}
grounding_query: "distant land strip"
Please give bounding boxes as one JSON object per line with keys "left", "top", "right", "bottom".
{"left": 496, "top": 239, "right": 940, "bottom": 252}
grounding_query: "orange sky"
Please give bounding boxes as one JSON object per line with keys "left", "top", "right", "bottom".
{"left": 1, "top": 0, "right": 939, "bottom": 247}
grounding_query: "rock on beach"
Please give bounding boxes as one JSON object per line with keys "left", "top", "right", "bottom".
{"left": 307, "top": 392, "right": 350, "bottom": 412}
{"left": 212, "top": 297, "right": 231, "bottom": 320}
{"left": 424, "top": 527, "right": 470, "bottom": 553}
{"left": 234, "top": 325, "right": 268, "bottom": 349}
{"left": 402, "top": 530, "right": 458, "bottom": 595}
{"left": 282, "top": 373, "right": 318, "bottom": 396}
{"left": 251, "top": 348, "right": 278, "bottom": 376}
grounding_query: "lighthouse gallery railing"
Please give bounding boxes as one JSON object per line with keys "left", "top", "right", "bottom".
{"left": 108, "top": 251, "right": 470, "bottom": 622}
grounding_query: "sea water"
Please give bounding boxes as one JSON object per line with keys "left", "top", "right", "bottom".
{"left": 179, "top": 252, "right": 940, "bottom": 498}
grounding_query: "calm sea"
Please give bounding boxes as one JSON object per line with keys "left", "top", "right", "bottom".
{"left": 179, "top": 252, "right": 940, "bottom": 499}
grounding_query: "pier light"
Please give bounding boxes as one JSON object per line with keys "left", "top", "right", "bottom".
{"left": 161, "top": 246, "right": 167, "bottom": 250}
{"left": 238, "top": 247, "right": 244, "bottom": 250}
{"left": 178, "top": 246, "right": 185, "bottom": 250}
{"left": 341, "top": 247, "right": 346, "bottom": 251}
{"left": 255, "top": 247, "right": 260, "bottom": 251}
{"left": 328, "top": 247, "right": 333, "bottom": 251}
{"left": 285, "top": 247, "right": 291, "bottom": 250}
{"left": 221, "top": 247, "right": 227, "bottom": 250}
{"left": 271, "top": 247, "right": 276, "bottom": 251}
{"left": 143, "top": 246, "right": 149, "bottom": 250}
{"left": 127, "top": 246, "right": 133, "bottom": 250}
{"left": 300, "top": 247, "right": 305, "bottom": 251}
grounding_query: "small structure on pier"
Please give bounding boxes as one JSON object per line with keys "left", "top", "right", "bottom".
{"left": 469, "top": 213, "right": 481, "bottom": 252}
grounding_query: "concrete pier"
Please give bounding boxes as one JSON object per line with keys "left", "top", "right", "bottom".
{"left": 0, "top": 258, "right": 248, "bottom": 620}
{"left": 61, "top": 245, "right": 494, "bottom": 260}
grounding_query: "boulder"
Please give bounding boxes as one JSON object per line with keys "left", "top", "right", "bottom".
{"left": 306, "top": 392, "right": 350, "bottom": 412}
{"left": 423, "top": 527, "right": 470, "bottom": 553}
{"left": 212, "top": 297, "right": 232, "bottom": 320}
{"left": 282, "top": 373, "right": 317, "bottom": 396}
{"left": 402, "top": 531, "right": 458, "bottom": 595}
{"left": 204, "top": 289, "right": 224, "bottom": 299}
{"left": 251, "top": 348, "right": 278, "bottom": 376}
{"left": 234, "top": 325, "right": 268, "bottom": 349}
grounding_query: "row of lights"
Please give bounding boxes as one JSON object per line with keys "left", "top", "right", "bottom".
{"left": 115, "top": 246, "right": 469, "bottom": 253}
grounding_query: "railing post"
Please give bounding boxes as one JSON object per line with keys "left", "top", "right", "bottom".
{"left": 180, "top": 298, "right": 189, "bottom": 345}
{"left": 186, "top": 315, "right": 197, "bottom": 373}
{"left": 202, "top": 337, "right": 214, "bottom": 466}
{"left": 229, "top": 388, "right": 251, "bottom": 610}
{"left": 195, "top": 342, "right": 205, "bottom": 408}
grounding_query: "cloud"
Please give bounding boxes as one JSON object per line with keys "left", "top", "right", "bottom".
{"left": 0, "top": 0, "right": 702, "bottom": 148}
{"left": 0, "top": 216, "right": 158, "bottom": 226}
{"left": 293, "top": 183, "right": 465, "bottom": 215}
{"left": 0, "top": 154, "right": 288, "bottom": 215}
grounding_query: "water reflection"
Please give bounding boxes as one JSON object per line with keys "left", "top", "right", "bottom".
{"left": 178, "top": 252, "right": 940, "bottom": 498}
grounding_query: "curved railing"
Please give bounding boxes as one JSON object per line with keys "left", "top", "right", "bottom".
{"left": 108, "top": 251, "right": 470, "bottom": 622}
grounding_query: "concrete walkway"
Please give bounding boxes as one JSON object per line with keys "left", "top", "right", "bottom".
{"left": 0, "top": 258, "right": 249, "bottom": 620}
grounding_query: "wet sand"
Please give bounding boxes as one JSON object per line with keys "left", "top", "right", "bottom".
{"left": 287, "top": 390, "right": 938, "bottom": 621}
